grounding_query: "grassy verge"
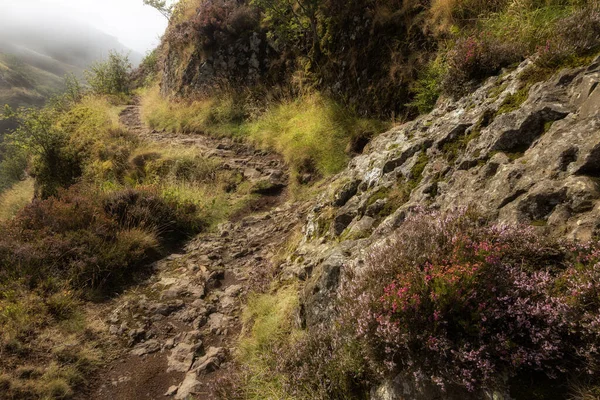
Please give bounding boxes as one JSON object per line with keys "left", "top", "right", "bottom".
{"left": 140, "top": 86, "right": 247, "bottom": 138}
{"left": 140, "top": 88, "right": 388, "bottom": 189}
{"left": 218, "top": 286, "right": 302, "bottom": 400}
{"left": 413, "top": 1, "right": 600, "bottom": 111}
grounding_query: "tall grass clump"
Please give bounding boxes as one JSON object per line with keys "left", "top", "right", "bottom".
{"left": 140, "top": 86, "right": 247, "bottom": 137}
{"left": 246, "top": 94, "right": 386, "bottom": 182}
{"left": 141, "top": 88, "right": 387, "bottom": 185}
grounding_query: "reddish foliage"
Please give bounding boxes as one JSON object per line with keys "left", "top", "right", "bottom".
{"left": 0, "top": 185, "right": 199, "bottom": 291}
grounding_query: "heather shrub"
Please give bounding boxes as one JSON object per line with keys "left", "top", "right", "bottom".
{"left": 443, "top": 34, "right": 524, "bottom": 98}
{"left": 0, "top": 185, "right": 198, "bottom": 291}
{"left": 104, "top": 187, "right": 202, "bottom": 238}
{"left": 194, "top": 0, "right": 259, "bottom": 47}
{"left": 281, "top": 210, "right": 600, "bottom": 397}
{"left": 351, "top": 211, "right": 600, "bottom": 392}
{"left": 535, "top": 5, "right": 600, "bottom": 68}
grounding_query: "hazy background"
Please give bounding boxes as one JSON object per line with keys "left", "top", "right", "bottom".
{"left": 0, "top": 0, "right": 172, "bottom": 131}
{"left": 1, "top": 0, "right": 170, "bottom": 54}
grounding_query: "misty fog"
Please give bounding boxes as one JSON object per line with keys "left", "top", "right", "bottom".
{"left": 1, "top": 0, "right": 168, "bottom": 54}
{"left": 0, "top": 6, "right": 143, "bottom": 68}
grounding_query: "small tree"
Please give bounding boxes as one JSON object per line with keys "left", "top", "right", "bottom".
{"left": 85, "top": 51, "right": 132, "bottom": 96}
{"left": 2, "top": 106, "right": 82, "bottom": 198}
{"left": 143, "top": 0, "right": 174, "bottom": 20}
{"left": 63, "top": 73, "right": 84, "bottom": 104}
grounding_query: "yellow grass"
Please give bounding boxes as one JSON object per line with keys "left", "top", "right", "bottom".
{"left": 0, "top": 178, "right": 34, "bottom": 221}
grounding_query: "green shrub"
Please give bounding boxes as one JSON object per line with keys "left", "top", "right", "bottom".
{"left": 85, "top": 51, "right": 132, "bottom": 96}
{"left": 0, "top": 147, "right": 28, "bottom": 193}
{"left": 2, "top": 106, "right": 84, "bottom": 198}
{"left": 131, "top": 49, "right": 160, "bottom": 88}
{"left": 408, "top": 58, "right": 446, "bottom": 114}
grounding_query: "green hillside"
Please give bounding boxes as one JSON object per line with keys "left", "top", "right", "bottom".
{"left": 0, "top": 53, "right": 72, "bottom": 108}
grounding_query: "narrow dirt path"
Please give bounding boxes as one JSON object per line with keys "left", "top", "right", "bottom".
{"left": 81, "top": 102, "right": 307, "bottom": 400}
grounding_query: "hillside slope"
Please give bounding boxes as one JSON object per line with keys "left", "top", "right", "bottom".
{"left": 286, "top": 55, "right": 600, "bottom": 398}
{"left": 2, "top": 1, "right": 600, "bottom": 399}
{"left": 0, "top": 8, "right": 142, "bottom": 127}
{"left": 0, "top": 52, "right": 75, "bottom": 109}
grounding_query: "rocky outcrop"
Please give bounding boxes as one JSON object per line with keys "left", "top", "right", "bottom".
{"left": 275, "top": 56, "right": 600, "bottom": 398}
{"left": 159, "top": 6, "right": 281, "bottom": 98}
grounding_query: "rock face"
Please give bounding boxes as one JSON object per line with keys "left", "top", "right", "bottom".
{"left": 276, "top": 57, "right": 600, "bottom": 398}
{"left": 160, "top": 8, "right": 281, "bottom": 98}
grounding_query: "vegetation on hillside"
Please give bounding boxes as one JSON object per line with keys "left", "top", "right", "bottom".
{"left": 154, "top": 0, "right": 600, "bottom": 118}
{"left": 220, "top": 211, "right": 600, "bottom": 400}
{"left": 124, "top": 1, "right": 600, "bottom": 399}
{"left": 136, "top": 0, "right": 599, "bottom": 190}
{"left": 140, "top": 87, "right": 387, "bottom": 186}
{"left": 0, "top": 52, "right": 256, "bottom": 399}
{"left": 0, "top": 0, "right": 599, "bottom": 398}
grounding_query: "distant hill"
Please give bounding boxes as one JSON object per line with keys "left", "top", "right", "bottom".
{"left": 0, "top": 7, "right": 142, "bottom": 132}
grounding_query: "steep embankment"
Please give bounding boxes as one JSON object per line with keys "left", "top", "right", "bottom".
{"left": 83, "top": 103, "right": 308, "bottom": 400}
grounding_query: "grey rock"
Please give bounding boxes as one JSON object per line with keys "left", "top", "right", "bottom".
{"left": 348, "top": 216, "right": 375, "bottom": 238}
{"left": 174, "top": 371, "right": 201, "bottom": 400}
{"left": 167, "top": 335, "right": 202, "bottom": 373}
{"left": 206, "top": 313, "right": 228, "bottom": 334}
{"left": 333, "top": 179, "right": 361, "bottom": 207}
{"left": 131, "top": 339, "right": 161, "bottom": 356}
{"left": 192, "top": 346, "right": 225, "bottom": 373}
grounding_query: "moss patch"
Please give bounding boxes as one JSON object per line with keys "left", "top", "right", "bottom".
{"left": 496, "top": 86, "right": 530, "bottom": 116}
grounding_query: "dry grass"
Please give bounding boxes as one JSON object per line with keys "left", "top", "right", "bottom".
{"left": 139, "top": 86, "right": 246, "bottom": 138}
{"left": 245, "top": 93, "right": 387, "bottom": 182}
{"left": 140, "top": 88, "right": 387, "bottom": 189}
{"left": 0, "top": 178, "right": 34, "bottom": 221}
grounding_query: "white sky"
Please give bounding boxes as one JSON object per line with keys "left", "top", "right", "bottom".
{"left": 2, "top": 0, "right": 170, "bottom": 54}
